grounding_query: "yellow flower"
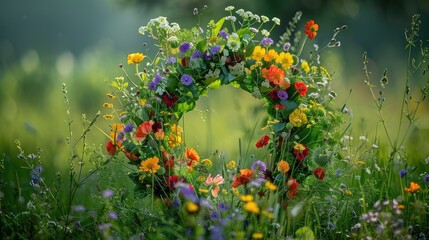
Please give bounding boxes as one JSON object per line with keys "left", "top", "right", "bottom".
{"left": 199, "top": 189, "right": 209, "bottom": 193}
{"left": 127, "top": 52, "right": 145, "bottom": 64}
{"left": 301, "top": 61, "right": 310, "bottom": 73}
{"left": 397, "top": 205, "right": 405, "bottom": 210}
{"left": 243, "top": 201, "right": 260, "bottom": 214}
{"left": 197, "top": 175, "right": 206, "bottom": 182}
{"left": 106, "top": 93, "right": 116, "bottom": 99}
{"left": 275, "top": 52, "right": 294, "bottom": 69}
{"left": 168, "top": 124, "right": 183, "bottom": 148}
{"left": 251, "top": 46, "right": 266, "bottom": 61}
{"left": 109, "top": 123, "right": 124, "bottom": 140}
{"left": 232, "top": 187, "right": 239, "bottom": 196}
{"left": 139, "top": 156, "right": 161, "bottom": 174}
{"left": 289, "top": 108, "right": 308, "bottom": 128}
{"left": 261, "top": 210, "right": 273, "bottom": 219}
{"left": 103, "top": 114, "right": 114, "bottom": 120}
{"left": 344, "top": 189, "right": 352, "bottom": 195}
{"left": 356, "top": 161, "right": 365, "bottom": 165}
{"left": 404, "top": 182, "right": 420, "bottom": 194}
{"left": 102, "top": 103, "right": 113, "bottom": 108}
{"left": 252, "top": 233, "right": 264, "bottom": 239}
{"left": 226, "top": 160, "right": 236, "bottom": 169}
{"left": 186, "top": 202, "right": 199, "bottom": 213}
{"left": 264, "top": 49, "right": 279, "bottom": 62}
{"left": 139, "top": 99, "right": 146, "bottom": 106}
{"left": 265, "top": 181, "right": 277, "bottom": 191}
{"left": 201, "top": 159, "right": 213, "bottom": 168}
{"left": 277, "top": 160, "right": 290, "bottom": 174}
{"left": 240, "top": 194, "right": 254, "bottom": 202}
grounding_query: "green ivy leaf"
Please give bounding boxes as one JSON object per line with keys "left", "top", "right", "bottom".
{"left": 274, "top": 122, "right": 286, "bottom": 132}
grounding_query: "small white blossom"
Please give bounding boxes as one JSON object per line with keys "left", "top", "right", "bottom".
{"left": 236, "top": 9, "right": 245, "bottom": 17}
{"left": 359, "top": 136, "right": 368, "bottom": 142}
{"left": 272, "top": 17, "right": 281, "bottom": 25}
{"left": 372, "top": 144, "right": 379, "bottom": 149}
{"left": 261, "top": 80, "right": 271, "bottom": 88}
{"left": 225, "top": 16, "right": 237, "bottom": 22}
{"left": 261, "top": 15, "right": 269, "bottom": 23}
{"left": 252, "top": 14, "right": 261, "bottom": 23}
{"left": 250, "top": 27, "right": 259, "bottom": 33}
{"left": 261, "top": 29, "right": 270, "bottom": 37}
{"left": 225, "top": 6, "right": 235, "bottom": 11}
{"left": 343, "top": 135, "right": 353, "bottom": 141}
{"left": 138, "top": 26, "right": 148, "bottom": 35}
{"left": 308, "top": 92, "right": 319, "bottom": 98}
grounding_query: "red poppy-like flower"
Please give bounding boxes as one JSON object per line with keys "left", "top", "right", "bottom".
{"left": 135, "top": 120, "right": 154, "bottom": 142}
{"left": 313, "top": 167, "right": 325, "bottom": 180}
{"left": 286, "top": 178, "right": 300, "bottom": 199}
{"left": 106, "top": 140, "right": 117, "bottom": 156}
{"left": 166, "top": 175, "right": 183, "bottom": 190}
{"left": 256, "top": 135, "right": 270, "bottom": 148}
{"left": 162, "top": 92, "right": 178, "bottom": 107}
{"left": 294, "top": 82, "right": 308, "bottom": 96}
{"left": 162, "top": 151, "right": 175, "bottom": 172}
{"left": 268, "top": 89, "right": 279, "bottom": 101}
{"left": 274, "top": 104, "right": 286, "bottom": 110}
{"left": 305, "top": 20, "right": 319, "bottom": 40}
{"left": 232, "top": 169, "right": 254, "bottom": 188}
{"left": 293, "top": 142, "right": 309, "bottom": 161}
{"left": 261, "top": 65, "right": 288, "bottom": 89}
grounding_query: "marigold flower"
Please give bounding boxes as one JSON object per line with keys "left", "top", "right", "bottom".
{"left": 226, "top": 160, "right": 236, "bottom": 169}
{"left": 275, "top": 52, "right": 294, "bottom": 69}
{"left": 265, "top": 181, "right": 277, "bottom": 191}
{"left": 313, "top": 167, "right": 325, "bottom": 180}
{"left": 243, "top": 201, "right": 260, "bottom": 214}
{"left": 305, "top": 20, "right": 319, "bottom": 40}
{"left": 289, "top": 108, "right": 308, "bottom": 128}
{"left": 264, "top": 49, "right": 279, "bottom": 62}
{"left": 109, "top": 123, "right": 124, "bottom": 141}
{"left": 293, "top": 142, "right": 309, "bottom": 161}
{"left": 261, "top": 65, "right": 289, "bottom": 89}
{"left": 295, "top": 81, "right": 308, "bottom": 96}
{"left": 139, "top": 156, "right": 161, "bottom": 174}
{"left": 186, "top": 202, "right": 199, "bottom": 213}
{"left": 256, "top": 135, "right": 270, "bottom": 148}
{"left": 127, "top": 52, "right": 145, "bottom": 64}
{"left": 251, "top": 46, "right": 266, "bottom": 61}
{"left": 135, "top": 120, "right": 154, "bottom": 142}
{"left": 185, "top": 147, "right": 200, "bottom": 166}
{"left": 404, "top": 182, "right": 420, "bottom": 194}
{"left": 231, "top": 169, "right": 253, "bottom": 188}
{"left": 277, "top": 160, "right": 290, "bottom": 174}
{"left": 240, "top": 194, "right": 254, "bottom": 202}
{"left": 301, "top": 61, "right": 310, "bottom": 73}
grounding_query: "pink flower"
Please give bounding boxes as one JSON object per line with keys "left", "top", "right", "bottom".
{"left": 205, "top": 174, "right": 225, "bottom": 198}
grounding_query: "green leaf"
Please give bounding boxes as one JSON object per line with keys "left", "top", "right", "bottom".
{"left": 166, "top": 75, "right": 179, "bottom": 91}
{"left": 177, "top": 101, "right": 196, "bottom": 114}
{"left": 207, "top": 79, "right": 221, "bottom": 89}
{"left": 237, "top": 27, "right": 251, "bottom": 37}
{"left": 212, "top": 17, "right": 226, "bottom": 37}
{"left": 274, "top": 122, "right": 286, "bottom": 132}
{"left": 196, "top": 39, "right": 208, "bottom": 52}
{"left": 295, "top": 227, "right": 315, "bottom": 240}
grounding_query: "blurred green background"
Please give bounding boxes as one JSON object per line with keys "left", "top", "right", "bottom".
{"left": 1, "top": 0, "right": 429, "bottom": 183}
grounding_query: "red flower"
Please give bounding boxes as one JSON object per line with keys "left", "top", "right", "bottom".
{"left": 162, "top": 93, "right": 178, "bottom": 107}
{"left": 166, "top": 175, "right": 183, "bottom": 190}
{"left": 294, "top": 82, "right": 308, "bottom": 96}
{"left": 286, "top": 178, "right": 300, "bottom": 199}
{"left": 231, "top": 169, "right": 254, "bottom": 188}
{"left": 135, "top": 120, "right": 154, "bottom": 142}
{"left": 106, "top": 140, "right": 117, "bottom": 156}
{"left": 261, "top": 65, "right": 288, "bottom": 88}
{"left": 293, "top": 143, "right": 309, "bottom": 161}
{"left": 268, "top": 89, "right": 279, "bottom": 101}
{"left": 313, "top": 167, "right": 325, "bottom": 180}
{"left": 305, "top": 20, "right": 319, "bottom": 40}
{"left": 274, "top": 104, "right": 285, "bottom": 110}
{"left": 256, "top": 135, "right": 270, "bottom": 148}
{"left": 162, "top": 151, "right": 175, "bottom": 172}
{"left": 181, "top": 57, "right": 189, "bottom": 67}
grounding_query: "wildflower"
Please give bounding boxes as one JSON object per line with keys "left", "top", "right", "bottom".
{"left": 106, "top": 93, "right": 116, "bottom": 99}
{"left": 272, "top": 17, "right": 281, "bottom": 25}
{"left": 226, "top": 160, "right": 236, "bottom": 169}
{"left": 218, "top": 30, "right": 228, "bottom": 39}
{"left": 344, "top": 189, "right": 352, "bottom": 195}
{"left": 277, "top": 89, "right": 288, "bottom": 100}
{"left": 241, "top": 194, "right": 254, "bottom": 202}
{"left": 261, "top": 65, "right": 289, "bottom": 89}
{"left": 103, "top": 114, "right": 114, "bottom": 120}
{"left": 225, "top": 6, "right": 235, "bottom": 11}
{"left": 186, "top": 202, "right": 199, "bottom": 213}
{"left": 135, "top": 120, "right": 154, "bottom": 141}
{"left": 265, "top": 181, "right": 277, "bottom": 191}
{"left": 327, "top": 222, "right": 335, "bottom": 230}
{"left": 179, "top": 42, "right": 191, "bottom": 53}
{"left": 256, "top": 135, "right": 270, "bottom": 148}
{"left": 218, "top": 202, "right": 230, "bottom": 212}
{"left": 277, "top": 160, "right": 290, "bottom": 174}
{"left": 252, "top": 232, "right": 264, "bottom": 239}
{"left": 227, "top": 34, "right": 241, "bottom": 52}
{"left": 102, "top": 103, "right": 113, "bottom": 108}
{"left": 294, "top": 81, "right": 308, "bottom": 96}
{"left": 399, "top": 169, "right": 407, "bottom": 178}
{"left": 251, "top": 160, "right": 267, "bottom": 174}
{"left": 274, "top": 104, "right": 286, "bottom": 110}
{"left": 275, "top": 52, "right": 294, "bottom": 69}
{"left": 283, "top": 42, "right": 291, "bottom": 51}
{"left": 205, "top": 174, "right": 225, "bottom": 198}
{"left": 243, "top": 201, "right": 260, "bottom": 214}
{"left": 124, "top": 124, "right": 133, "bottom": 133}
{"left": 232, "top": 169, "right": 253, "bottom": 187}
{"left": 286, "top": 178, "right": 299, "bottom": 198}
{"left": 210, "top": 45, "right": 221, "bottom": 54}
{"left": 191, "top": 50, "right": 202, "bottom": 60}
{"left": 301, "top": 61, "right": 310, "bottom": 73}
{"left": 289, "top": 108, "right": 308, "bottom": 128}
{"left": 199, "top": 189, "right": 209, "bottom": 194}
{"left": 106, "top": 140, "right": 117, "bottom": 156}
{"left": 293, "top": 142, "right": 309, "bottom": 161}
{"left": 127, "top": 52, "right": 145, "bottom": 64}
{"left": 251, "top": 46, "right": 266, "bottom": 62}
{"left": 404, "top": 182, "right": 420, "bottom": 194}
{"left": 264, "top": 49, "right": 279, "bottom": 62}
{"left": 102, "top": 189, "right": 114, "bottom": 198}
{"left": 424, "top": 174, "right": 429, "bottom": 184}
{"left": 260, "top": 37, "right": 274, "bottom": 46}
{"left": 181, "top": 74, "right": 194, "bottom": 86}
{"left": 201, "top": 159, "right": 212, "bottom": 168}
{"left": 108, "top": 211, "right": 119, "bottom": 220}
{"left": 305, "top": 20, "right": 319, "bottom": 40}
{"left": 185, "top": 147, "right": 200, "bottom": 166}
{"left": 139, "top": 156, "right": 161, "bottom": 173}
{"left": 313, "top": 167, "right": 325, "bottom": 180}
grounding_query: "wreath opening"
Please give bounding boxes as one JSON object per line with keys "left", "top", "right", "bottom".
{"left": 104, "top": 7, "right": 345, "bottom": 202}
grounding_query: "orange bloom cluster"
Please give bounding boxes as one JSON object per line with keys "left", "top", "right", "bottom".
{"left": 232, "top": 169, "right": 254, "bottom": 188}
{"left": 304, "top": 20, "right": 319, "bottom": 40}
{"left": 261, "top": 65, "right": 290, "bottom": 89}
{"left": 404, "top": 182, "right": 420, "bottom": 194}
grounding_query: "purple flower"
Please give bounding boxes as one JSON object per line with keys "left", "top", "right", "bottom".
{"left": 210, "top": 225, "right": 224, "bottom": 240}
{"left": 30, "top": 165, "right": 44, "bottom": 186}
{"left": 399, "top": 169, "right": 407, "bottom": 178}
{"left": 277, "top": 90, "right": 289, "bottom": 100}
{"left": 209, "top": 211, "right": 220, "bottom": 221}
{"left": 179, "top": 42, "right": 191, "bottom": 53}
{"left": 424, "top": 174, "right": 429, "bottom": 184}
{"left": 102, "top": 189, "right": 114, "bottom": 198}
{"left": 124, "top": 124, "right": 133, "bottom": 133}
{"left": 251, "top": 160, "right": 267, "bottom": 174}
{"left": 210, "top": 45, "right": 221, "bottom": 54}
{"left": 181, "top": 74, "right": 194, "bottom": 86}
{"left": 327, "top": 221, "right": 335, "bottom": 230}
{"left": 218, "top": 202, "right": 230, "bottom": 212}
{"left": 191, "top": 50, "right": 202, "bottom": 60}
{"left": 283, "top": 42, "right": 291, "bottom": 51}
{"left": 218, "top": 30, "right": 228, "bottom": 40}
{"left": 203, "top": 51, "right": 213, "bottom": 60}
{"left": 166, "top": 57, "right": 177, "bottom": 64}
{"left": 177, "top": 183, "right": 197, "bottom": 203}
{"left": 148, "top": 74, "right": 162, "bottom": 90}
{"left": 261, "top": 37, "right": 274, "bottom": 46}
{"left": 108, "top": 211, "right": 119, "bottom": 220}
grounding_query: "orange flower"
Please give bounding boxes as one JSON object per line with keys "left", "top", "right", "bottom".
{"left": 205, "top": 174, "right": 225, "bottom": 198}
{"left": 404, "top": 182, "right": 420, "bottom": 194}
{"left": 135, "top": 120, "right": 154, "bottom": 141}
{"left": 277, "top": 160, "right": 290, "bottom": 174}
{"left": 139, "top": 156, "right": 161, "bottom": 174}
{"left": 127, "top": 52, "right": 145, "bottom": 64}
{"left": 231, "top": 169, "right": 253, "bottom": 188}
{"left": 305, "top": 20, "right": 319, "bottom": 40}
{"left": 261, "top": 65, "right": 290, "bottom": 89}
{"left": 185, "top": 147, "right": 200, "bottom": 166}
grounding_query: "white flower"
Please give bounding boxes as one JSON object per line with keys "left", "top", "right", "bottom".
{"left": 236, "top": 9, "right": 245, "bottom": 17}
{"left": 272, "top": 17, "right": 281, "bottom": 25}
{"left": 261, "top": 80, "right": 271, "bottom": 88}
{"left": 343, "top": 135, "right": 353, "bottom": 141}
{"left": 372, "top": 144, "right": 379, "bottom": 149}
{"left": 249, "top": 27, "right": 259, "bottom": 33}
{"left": 252, "top": 14, "right": 261, "bottom": 23}
{"left": 138, "top": 26, "right": 148, "bottom": 35}
{"left": 225, "top": 6, "right": 235, "bottom": 11}
{"left": 225, "top": 16, "right": 237, "bottom": 22}
{"left": 261, "top": 29, "right": 270, "bottom": 37}
{"left": 359, "top": 136, "right": 368, "bottom": 142}
{"left": 261, "top": 15, "right": 269, "bottom": 23}
{"left": 308, "top": 92, "right": 319, "bottom": 98}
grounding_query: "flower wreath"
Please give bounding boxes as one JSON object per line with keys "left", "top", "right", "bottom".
{"left": 104, "top": 6, "right": 344, "bottom": 201}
